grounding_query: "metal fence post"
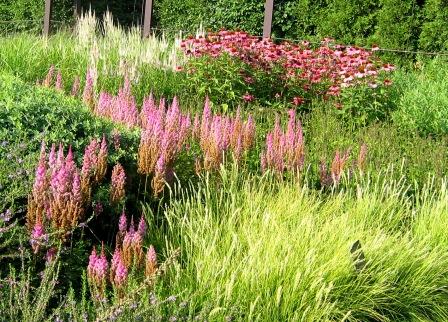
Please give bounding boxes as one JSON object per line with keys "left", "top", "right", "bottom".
{"left": 74, "top": 0, "right": 81, "bottom": 18}
{"left": 43, "top": 0, "right": 53, "bottom": 36}
{"left": 143, "top": 0, "right": 154, "bottom": 38}
{"left": 263, "top": 0, "right": 274, "bottom": 38}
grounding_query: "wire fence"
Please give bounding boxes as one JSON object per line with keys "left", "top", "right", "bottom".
{"left": 1, "top": 19, "right": 448, "bottom": 58}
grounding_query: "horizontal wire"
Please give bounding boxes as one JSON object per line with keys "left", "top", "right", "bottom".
{"left": 1, "top": 21, "right": 447, "bottom": 56}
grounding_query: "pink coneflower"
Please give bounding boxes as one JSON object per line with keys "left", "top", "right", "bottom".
{"left": 292, "top": 96, "right": 304, "bottom": 106}
{"left": 242, "top": 93, "right": 254, "bottom": 102}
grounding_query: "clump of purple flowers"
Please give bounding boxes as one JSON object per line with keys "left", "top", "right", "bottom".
{"left": 137, "top": 96, "right": 191, "bottom": 196}
{"left": 260, "top": 110, "right": 305, "bottom": 176}
{"left": 110, "top": 163, "right": 126, "bottom": 205}
{"left": 194, "top": 98, "right": 256, "bottom": 173}
{"left": 95, "top": 78, "right": 138, "bottom": 128}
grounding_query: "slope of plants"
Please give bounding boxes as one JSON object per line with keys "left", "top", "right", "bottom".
{"left": 0, "top": 11, "right": 448, "bottom": 322}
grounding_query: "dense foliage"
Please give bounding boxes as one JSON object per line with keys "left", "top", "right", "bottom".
{"left": 0, "top": 11, "right": 448, "bottom": 322}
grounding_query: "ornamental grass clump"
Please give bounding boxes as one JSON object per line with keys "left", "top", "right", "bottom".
{"left": 194, "top": 98, "right": 256, "bottom": 173}
{"left": 261, "top": 109, "right": 305, "bottom": 176}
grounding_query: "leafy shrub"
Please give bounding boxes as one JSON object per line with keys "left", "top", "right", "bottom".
{"left": 392, "top": 58, "right": 448, "bottom": 136}
{"left": 317, "top": 0, "right": 380, "bottom": 45}
{"left": 419, "top": 0, "right": 448, "bottom": 52}
{"left": 0, "top": 0, "right": 74, "bottom": 33}
{"left": 0, "top": 73, "right": 118, "bottom": 212}
{"left": 180, "top": 30, "right": 395, "bottom": 112}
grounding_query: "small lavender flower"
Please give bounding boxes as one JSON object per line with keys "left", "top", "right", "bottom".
{"left": 45, "top": 247, "right": 57, "bottom": 264}
{"left": 93, "top": 201, "right": 103, "bottom": 215}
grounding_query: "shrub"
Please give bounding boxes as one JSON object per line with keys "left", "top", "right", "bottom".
{"left": 180, "top": 30, "right": 395, "bottom": 111}
{"left": 392, "top": 58, "right": 448, "bottom": 136}
{"left": 0, "top": 73, "right": 114, "bottom": 212}
{"left": 419, "top": 0, "right": 448, "bottom": 52}
{"left": 317, "top": 0, "right": 380, "bottom": 45}
{"left": 0, "top": 0, "right": 74, "bottom": 33}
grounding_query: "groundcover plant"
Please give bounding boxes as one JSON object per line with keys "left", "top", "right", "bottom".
{"left": 1, "top": 10, "right": 448, "bottom": 322}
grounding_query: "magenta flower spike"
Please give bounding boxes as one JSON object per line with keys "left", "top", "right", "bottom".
{"left": 111, "top": 247, "right": 121, "bottom": 272}
{"left": 114, "top": 259, "right": 128, "bottom": 287}
{"left": 147, "top": 245, "right": 157, "bottom": 264}
{"left": 129, "top": 216, "right": 136, "bottom": 235}
{"left": 56, "top": 143, "right": 64, "bottom": 169}
{"left": 72, "top": 171, "right": 82, "bottom": 204}
{"left": 87, "top": 247, "right": 98, "bottom": 278}
{"left": 118, "top": 211, "right": 127, "bottom": 234}
{"left": 137, "top": 216, "right": 146, "bottom": 236}
{"left": 55, "top": 70, "right": 63, "bottom": 91}
{"left": 95, "top": 246, "right": 109, "bottom": 281}
{"left": 48, "top": 143, "right": 56, "bottom": 169}
{"left": 71, "top": 76, "right": 80, "bottom": 96}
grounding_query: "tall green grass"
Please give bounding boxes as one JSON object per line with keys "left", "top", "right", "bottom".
{"left": 153, "top": 169, "right": 448, "bottom": 321}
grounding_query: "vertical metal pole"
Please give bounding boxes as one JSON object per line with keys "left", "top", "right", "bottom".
{"left": 74, "top": 0, "right": 82, "bottom": 19}
{"left": 43, "top": 0, "right": 52, "bottom": 36}
{"left": 142, "top": 0, "right": 153, "bottom": 38}
{"left": 263, "top": 0, "right": 274, "bottom": 38}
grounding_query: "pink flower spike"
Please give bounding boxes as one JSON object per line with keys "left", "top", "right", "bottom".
{"left": 55, "top": 70, "right": 63, "bottom": 91}
{"left": 137, "top": 216, "right": 146, "bottom": 236}
{"left": 114, "top": 259, "right": 128, "bottom": 286}
{"left": 118, "top": 211, "right": 127, "bottom": 234}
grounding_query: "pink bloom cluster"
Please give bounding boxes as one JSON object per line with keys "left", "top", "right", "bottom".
{"left": 27, "top": 138, "right": 108, "bottom": 246}
{"left": 319, "top": 144, "right": 368, "bottom": 187}
{"left": 88, "top": 245, "right": 109, "bottom": 296}
{"left": 27, "top": 143, "right": 84, "bottom": 244}
{"left": 81, "top": 135, "right": 108, "bottom": 203}
{"left": 110, "top": 163, "right": 126, "bottom": 204}
{"left": 87, "top": 212, "right": 157, "bottom": 296}
{"left": 38, "top": 65, "right": 63, "bottom": 91}
{"left": 82, "top": 68, "right": 95, "bottom": 108}
{"left": 137, "top": 95, "right": 191, "bottom": 196}
{"left": 95, "top": 78, "right": 139, "bottom": 128}
{"left": 261, "top": 110, "right": 305, "bottom": 175}
{"left": 194, "top": 98, "right": 256, "bottom": 173}
{"left": 181, "top": 30, "right": 395, "bottom": 100}
{"left": 30, "top": 218, "right": 48, "bottom": 254}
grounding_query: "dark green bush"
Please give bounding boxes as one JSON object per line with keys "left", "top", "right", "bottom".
{"left": 0, "top": 0, "right": 74, "bottom": 33}
{"left": 392, "top": 58, "right": 448, "bottom": 136}
{"left": 316, "top": 0, "right": 380, "bottom": 45}
{"left": 0, "top": 73, "right": 118, "bottom": 212}
{"left": 419, "top": 0, "right": 448, "bottom": 52}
